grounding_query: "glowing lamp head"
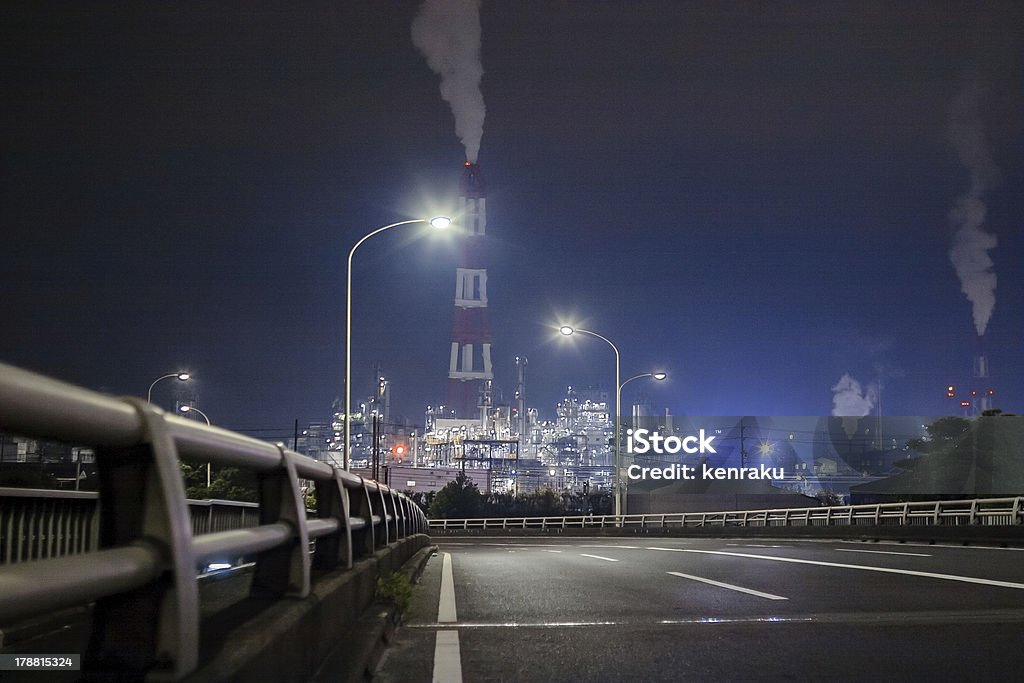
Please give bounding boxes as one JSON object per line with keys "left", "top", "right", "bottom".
{"left": 559, "top": 326, "right": 575, "bottom": 336}
{"left": 177, "top": 372, "right": 191, "bottom": 381}
{"left": 652, "top": 372, "right": 668, "bottom": 381}
{"left": 179, "top": 405, "right": 192, "bottom": 413}
{"left": 428, "top": 216, "right": 452, "bottom": 229}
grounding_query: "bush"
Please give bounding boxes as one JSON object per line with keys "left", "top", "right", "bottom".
{"left": 376, "top": 571, "right": 413, "bottom": 613}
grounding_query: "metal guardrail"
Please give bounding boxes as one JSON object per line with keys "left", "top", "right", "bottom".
{"left": 428, "top": 497, "right": 1024, "bottom": 530}
{"left": 0, "top": 362, "right": 428, "bottom": 679}
{"left": 0, "top": 489, "right": 261, "bottom": 564}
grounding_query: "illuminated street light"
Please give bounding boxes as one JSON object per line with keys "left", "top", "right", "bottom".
{"left": 557, "top": 325, "right": 624, "bottom": 516}
{"left": 179, "top": 405, "right": 212, "bottom": 487}
{"left": 344, "top": 217, "right": 451, "bottom": 470}
{"left": 147, "top": 372, "right": 191, "bottom": 403}
{"left": 617, "top": 371, "right": 668, "bottom": 513}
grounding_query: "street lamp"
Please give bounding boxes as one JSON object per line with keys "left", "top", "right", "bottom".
{"left": 179, "top": 405, "right": 212, "bottom": 487}
{"left": 558, "top": 325, "right": 624, "bottom": 516}
{"left": 617, "top": 371, "right": 667, "bottom": 513}
{"left": 344, "top": 216, "right": 451, "bottom": 470}
{"left": 147, "top": 372, "right": 190, "bottom": 403}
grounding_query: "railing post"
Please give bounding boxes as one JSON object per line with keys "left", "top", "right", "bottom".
{"left": 313, "top": 471, "right": 353, "bottom": 571}
{"left": 251, "top": 447, "right": 311, "bottom": 598}
{"left": 86, "top": 398, "right": 199, "bottom": 679}
{"left": 350, "top": 478, "right": 376, "bottom": 557}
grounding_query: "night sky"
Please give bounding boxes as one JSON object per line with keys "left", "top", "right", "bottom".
{"left": 2, "top": 2, "right": 1023, "bottom": 435}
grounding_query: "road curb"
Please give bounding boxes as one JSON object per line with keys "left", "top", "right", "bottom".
{"left": 312, "top": 543, "right": 438, "bottom": 683}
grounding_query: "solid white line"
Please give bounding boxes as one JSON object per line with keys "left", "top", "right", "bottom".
{"left": 438, "top": 552, "right": 457, "bottom": 623}
{"left": 577, "top": 544, "right": 639, "bottom": 549}
{"left": 667, "top": 571, "right": 788, "bottom": 600}
{"left": 838, "top": 541, "right": 1024, "bottom": 552}
{"left": 646, "top": 547, "right": 1024, "bottom": 590}
{"left": 433, "top": 630, "right": 462, "bottom": 683}
{"left": 836, "top": 548, "right": 931, "bottom": 557}
{"left": 433, "top": 552, "right": 463, "bottom": 683}
{"left": 580, "top": 553, "right": 620, "bottom": 562}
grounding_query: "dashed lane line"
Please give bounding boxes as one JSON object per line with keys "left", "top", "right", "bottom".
{"left": 646, "top": 547, "right": 1024, "bottom": 590}
{"left": 835, "top": 548, "right": 931, "bottom": 557}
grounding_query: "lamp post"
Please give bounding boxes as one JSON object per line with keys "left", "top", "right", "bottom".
{"left": 559, "top": 325, "right": 624, "bottom": 516}
{"left": 179, "top": 405, "right": 212, "bottom": 487}
{"left": 344, "top": 216, "right": 451, "bottom": 470}
{"left": 617, "top": 371, "right": 667, "bottom": 514}
{"left": 147, "top": 372, "right": 190, "bottom": 403}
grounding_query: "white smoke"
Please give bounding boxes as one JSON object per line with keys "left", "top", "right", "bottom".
{"left": 948, "top": 81, "right": 999, "bottom": 336}
{"left": 412, "top": 0, "right": 486, "bottom": 162}
{"left": 831, "top": 373, "right": 877, "bottom": 439}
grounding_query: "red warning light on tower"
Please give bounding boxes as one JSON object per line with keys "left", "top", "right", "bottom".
{"left": 946, "top": 385, "right": 956, "bottom": 398}
{"left": 970, "top": 389, "right": 978, "bottom": 397}
{"left": 959, "top": 400, "right": 971, "bottom": 408}
{"left": 987, "top": 388, "right": 995, "bottom": 397}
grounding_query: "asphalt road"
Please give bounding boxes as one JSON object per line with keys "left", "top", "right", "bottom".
{"left": 375, "top": 536, "right": 1024, "bottom": 682}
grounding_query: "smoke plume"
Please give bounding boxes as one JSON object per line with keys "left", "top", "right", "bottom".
{"left": 948, "top": 81, "right": 999, "bottom": 336}
{"left": 832, "top": 373, "right": 877, "bottom": 439}
{"left": 412, "top": 0, "right": 486, "bottom": 162}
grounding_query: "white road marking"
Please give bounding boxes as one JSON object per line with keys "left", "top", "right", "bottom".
{"left": 836, "top": 548, "right": 931, "bottom": 557}
{"left": 433, "top": 552, "right": 462, "bottom": 683}
{"left": 667, "top": 571, "right": 788, "bottom": 600}
{"left": 838, "top": 541, "right": 1024, "bottom": 552}
{"left": 438, "top": 552, "right": 457, "bottom": 623}
{"left": 577, "top": 544, "right": 639, "bottom": 549}
{"left": 541, "top": 549, "right": 563, "bottom": 553}
{"left": 433, "top": 630, "right": 462, "bottom": 683}
{"left": 580, "top": 553, "right": 620, "bottom": 562}
{"left": 646, "top": 547, "right": 1024, "bottom": 590}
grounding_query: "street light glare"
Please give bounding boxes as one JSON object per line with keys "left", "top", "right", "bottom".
{"left": 179, "top": 405, "right": 191, "bottom": 413}
{"left": 653, "top": 372, "right": 668, "bottom": 380}
{"left": 429, "top": 216, "right": 452, "bottom": 229}
{"left": 559, "top": 326, "right": 575, "bottom": 336}
{"left": 177, "top": 372, "right": 191, "bottom": 381}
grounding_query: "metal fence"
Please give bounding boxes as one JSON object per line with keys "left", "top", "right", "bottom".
{"left": 428, "top": 497, "right": 1024, "bottom": 530}
{"left": 0, "top": 362, "right": 428, "bottom": 679}
{"left": 0, "top": 490, "right": 263, "bottom": 565}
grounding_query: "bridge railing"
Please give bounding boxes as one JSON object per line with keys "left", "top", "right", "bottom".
{"left": 427, "top": 497, "right": 1024, "bottom": 531}
{"left": 0, "top": 362, "right": 428, "bottom": 679}
{"left": 0, "top": 490, "right": 263, "bottom": 565}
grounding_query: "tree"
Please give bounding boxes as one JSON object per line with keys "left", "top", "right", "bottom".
{"left": 428, "top": 471, "right": 483, "bottom": 518}
{"left": 906, "top": 416, "right": 971, "bottom": 455}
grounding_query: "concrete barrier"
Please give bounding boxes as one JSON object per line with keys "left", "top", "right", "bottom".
{"left": 185, "top": 533, "right": 431, "bottom": 683}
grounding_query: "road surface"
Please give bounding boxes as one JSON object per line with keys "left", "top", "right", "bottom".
{"left": 375, "top": 536, "right": 1024, "bottom": 681}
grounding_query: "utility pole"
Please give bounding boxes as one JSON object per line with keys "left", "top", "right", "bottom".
{"left": 740, "top": 421, "right": 747, "bottom": 468}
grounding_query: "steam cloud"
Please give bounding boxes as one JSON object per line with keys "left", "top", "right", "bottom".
{"left": 832, "top": 373, "right": 877, "bottom": 439}
{"left": 948, "top": 82, "right": 999, "bottom": 336}
{"left": 412, "top": 0, "right": 486, "bottom": 162}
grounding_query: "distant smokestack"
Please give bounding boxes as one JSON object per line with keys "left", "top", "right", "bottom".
{"left": 446, "top": 163, "right": 492, "bottom": 417}
{"left": 973, "top": 335, "right": 993, "bottom": 413}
